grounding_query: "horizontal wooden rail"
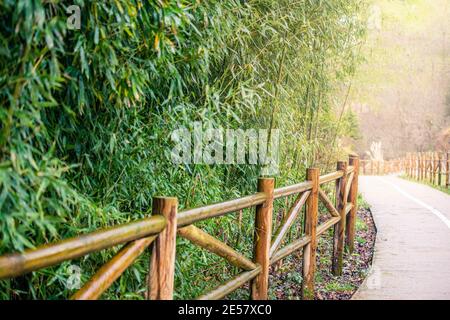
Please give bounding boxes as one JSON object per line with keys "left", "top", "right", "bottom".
{"left": 178, "top": 193, "right": 267, "bottom": 227}
{"left": 319, "top": 171, "right": 344, "bottom": 185}
{"left": 0, "top": 216, "right": 166, "bottom": 279}
{"left": 273, "top": 181, "right": 312, "bottom": 199}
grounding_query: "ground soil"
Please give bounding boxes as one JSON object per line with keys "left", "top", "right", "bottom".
{"left": 268, "top": 208, "right": 376, "bottom": 300}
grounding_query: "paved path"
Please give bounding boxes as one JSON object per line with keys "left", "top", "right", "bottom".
{"left": 353, "top": 175, "right": 450, "bottom": 300}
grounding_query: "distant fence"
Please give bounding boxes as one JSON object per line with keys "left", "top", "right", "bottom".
{"left": 0, "top": 156, "right": 360, "bottom": 300}
{"left": 359, "top": 159, "right": 403, "bottom": 175}
{"left": 403, "top": 151, "right": 450, "bottom": 188}
{"left": 360, "top": 152, "right": 450, "bottom": 188}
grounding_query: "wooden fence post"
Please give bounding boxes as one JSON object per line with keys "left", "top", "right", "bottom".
{"left": 430, "top": 152, "right": 433, "bottom": 183}
{"left": 302, "top": 168, "right": 319, "bottom": 300}
{"left": 446, "top": 152, "right": 450, "bottom": 188}
{"left": 438, "top": 152, "right": 443, "bottom": 186}
{"left": 429, "top": 153, "right": 432, "bottom": 183}
{"left": 346, "top": 156, "right": 359, "bottom": 253}
{"left": 251, "top": 177, "right": 274, "bottom": 300}
{"left": 417, "top": 153, "right": 420, "bottom": 180}
{"left": 419, "top": 153, "right": 424, "bottom": 180}
{"left": 415, "top": 153, "right": 418, "bottom": 178}
{"left": 407, "top": 153, "right": 410, "bottom": 177}
{"left": 332, "top": 161, "right": 347, "bottom": 276}
{"left": 432, "top": 153, "right": 436, "bottom": 184}
{"left": 419, "top": 153, "right": 422, "bottom": 179}
{"left": 148, "top": 196, "right": 177, "bottom": 300}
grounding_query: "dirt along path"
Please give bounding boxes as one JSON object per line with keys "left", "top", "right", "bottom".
{"left": 353, "top": 175, "right": 450, "bottom": 299}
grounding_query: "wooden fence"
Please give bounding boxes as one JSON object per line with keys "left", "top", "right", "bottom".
{"left": 359, "top": 159, "right": 403, "bottom": 175}
{"left": 0, "top": 156, "right": 360, "bottom": 300}
{"left": 403, "top": 151, "right": 450, "bottom": 188}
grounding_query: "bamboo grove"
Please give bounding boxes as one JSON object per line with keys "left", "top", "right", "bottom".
{"left": 0, "top": 1, "right": 366, "bottom": 299}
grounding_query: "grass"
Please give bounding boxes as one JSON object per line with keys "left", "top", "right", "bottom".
{"left": 400, "top": 175, "right": 450, "bottom": 195}
{"left": 324, "top": 281, "right": 355, "bottom": 292}
{"left": 356, "top": 216, "right": 368, "bottom": 232}
{"left": 357, "top": 193, "right": 371, "bottom": 210}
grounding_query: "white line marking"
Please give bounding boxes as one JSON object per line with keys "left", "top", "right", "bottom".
{"left": 377, "top": 177, "right": 450, "bottom": 229}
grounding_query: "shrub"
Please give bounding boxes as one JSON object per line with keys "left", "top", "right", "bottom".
{"left": 0, "top": 0, "right": 365, "bottom": 299}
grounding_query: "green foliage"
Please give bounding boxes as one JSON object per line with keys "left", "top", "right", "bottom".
{"left": 357, "top": 193, "right": 370, "bottom": 209}
{"left": 324, "top": 281, "right": 354, "bottom": 292}
{"left": 0, "top": 0, "right": 365, "bottom": 299}
{"left": 355, "top": 217, "right": 368, "bottom": 232}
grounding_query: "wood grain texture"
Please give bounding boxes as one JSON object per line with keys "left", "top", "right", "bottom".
{"left": 270, "top": 235, "right": 311, "bottom": 265}
{"left": 318, "top": 189, "right": 340, "bottom": 218}
{"left": 178, "top": 225, "right": 256, "bottom": 271}
{"left": 346, "top": 156, "right": 359, "bottom": 253}
{"left": 332, "top": 161, "right": 347, "bottom": 276}
{"left": 72, "top": 235, "right": 157, "bottom": 300}
{"left": 270, "top": 191, "right": 310, "bottom": 257}
{"left": 177, "top": 193, "right": 267, "bottom": 227}
{"left": 197, "top": 266, "right": 261, "bottom": 300}
{"left": 250, "top": 178, "right": 274, "bottom": 300}
{"left": 0, "top": 216, "right": 166, "bottom": 279}
{"left": 148, "top": 197, "right": 178, "bottom": 300}
{"left": 302, "top": 168, "right": 319, "bottom": 300}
